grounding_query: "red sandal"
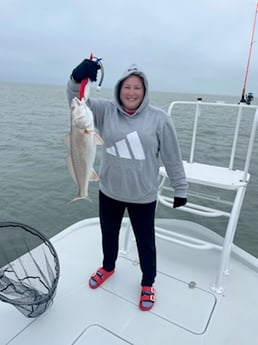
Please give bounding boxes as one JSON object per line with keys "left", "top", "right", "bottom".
{"left": 139, "top": 286, "right": 156, "bottom": 311}
{"left": 89, "top": 267, "right": 114, "bottom": 289}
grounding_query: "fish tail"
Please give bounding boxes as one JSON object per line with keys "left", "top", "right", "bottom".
{"left": 70, "top": 195, "right": 92, "bottom": 203}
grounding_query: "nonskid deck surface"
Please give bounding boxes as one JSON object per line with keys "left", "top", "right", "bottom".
{"left": 0, "top": 218, "right": 257, "bottom": 345}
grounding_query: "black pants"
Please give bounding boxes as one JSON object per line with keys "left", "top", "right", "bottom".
{"left": 99, "top": 190, "right": 157, "bottom": 286}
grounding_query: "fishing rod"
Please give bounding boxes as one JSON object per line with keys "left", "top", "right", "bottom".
{"left": 240, "top": 2, "right": 258, "bottom": 104}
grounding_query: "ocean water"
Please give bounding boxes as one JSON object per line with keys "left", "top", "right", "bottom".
{"left": 0, "top": 82, "right": 258, "bottom": 257}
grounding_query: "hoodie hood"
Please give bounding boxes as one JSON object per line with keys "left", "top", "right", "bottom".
{"left": 114, "top": 64, "right": 150, "bottom": 114}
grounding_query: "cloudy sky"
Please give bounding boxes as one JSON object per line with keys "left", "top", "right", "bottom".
{"left": 0, "top": 0, "right": 257, "bottom": 96}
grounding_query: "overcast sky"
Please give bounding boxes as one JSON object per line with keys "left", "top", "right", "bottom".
{"left": 0, "top": 0, "right": 257, "bottom": 96}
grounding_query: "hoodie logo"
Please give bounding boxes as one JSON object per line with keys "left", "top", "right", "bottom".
{"left": 106, "top": 131, "right": 145, "bottom": 160}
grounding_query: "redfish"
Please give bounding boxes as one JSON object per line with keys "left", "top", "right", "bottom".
{"left": 64, "top": 84, "right": 103, "bottom": 201}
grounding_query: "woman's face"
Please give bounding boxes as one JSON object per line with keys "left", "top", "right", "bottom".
{"left": 120, "top": 75, "right": 145, "bottom": 113}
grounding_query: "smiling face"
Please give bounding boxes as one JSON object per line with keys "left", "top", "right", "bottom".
{"left": 120, "top": 75, "right": 145, "bottom": 113}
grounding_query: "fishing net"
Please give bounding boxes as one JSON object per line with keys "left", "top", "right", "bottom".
{"left": 0, "top": 222, "right": 60, "bottom": 318}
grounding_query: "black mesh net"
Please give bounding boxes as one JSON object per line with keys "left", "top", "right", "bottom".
{"left": 0, "top": 222, "right": 60, "bottom": 318}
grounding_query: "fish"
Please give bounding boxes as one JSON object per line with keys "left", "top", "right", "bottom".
{"left": 64, "top": 81, "right": 103, "bottom": 202}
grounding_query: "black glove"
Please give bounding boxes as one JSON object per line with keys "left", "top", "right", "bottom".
{"left": 173, "top": 197, "right": 187, "bottom": 208}
{"left": 71, "top": 59, "right": 101, "bottom": 83}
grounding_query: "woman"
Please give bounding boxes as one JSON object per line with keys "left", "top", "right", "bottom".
{"left": 67, "top": 59, "right": 188, "bottom": 311}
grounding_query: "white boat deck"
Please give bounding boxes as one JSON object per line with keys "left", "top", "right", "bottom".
{"left": 1, "top": 101, "right": 258, "bottom": 344}
{"left": 1, "top": 217, "right": 257, "bottom": 345}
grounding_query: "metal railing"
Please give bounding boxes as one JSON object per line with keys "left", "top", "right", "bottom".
{"left": 157, "top": 101, "right": 258, "bottom": 293}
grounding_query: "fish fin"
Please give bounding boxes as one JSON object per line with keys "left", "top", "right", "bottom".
{"left": 64, "top": 134, "right": 70, "bottom": 149}
{"left": 66, "top": 155, "right": 78, "bottom": 185}
{"left": 94, "top": 133, "right": 104, "bottom": 145}
{"left": 71, "top": 195, "right": 92, "bottom": 203}
{"left": 90, "top": 169, "right": 99, "bottom": 181}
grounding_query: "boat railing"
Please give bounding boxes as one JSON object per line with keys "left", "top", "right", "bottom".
{"left": 155, "top": 101, "right": 258, "bottom": 293}
{"left": 167, "top": 100, "right": 258, "bottom": 178}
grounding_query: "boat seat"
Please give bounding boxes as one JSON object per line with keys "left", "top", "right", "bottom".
{"left": 160, "top": 162, "right": 250, "bottom": 191}
{"left": 158, "top": 163, "right": 249, "bottom": 218}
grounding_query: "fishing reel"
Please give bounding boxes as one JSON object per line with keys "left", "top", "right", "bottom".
{"left": 240, "top": 92, "right": 254, "bottom": 105}
{"left": 90, "top": 54, "right": 104, "bottom": 91}
{"left": 246, "top": 92, "right": 254, "bottom": 105}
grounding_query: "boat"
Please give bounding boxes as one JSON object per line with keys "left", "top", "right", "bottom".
{"left": 0, "top": 100, "right": 258, "bottom": 344}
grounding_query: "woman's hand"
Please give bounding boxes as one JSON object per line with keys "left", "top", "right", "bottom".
{"left": 71, "top": 59, "right": 101, "bottom": 83}
{"left": 173, "top": 197, "right": 187, "bottom": 208}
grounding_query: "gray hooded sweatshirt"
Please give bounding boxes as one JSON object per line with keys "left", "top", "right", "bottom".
{"left": 67, "top": 64, "right": 188, "bottom": 203}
